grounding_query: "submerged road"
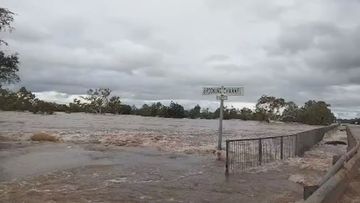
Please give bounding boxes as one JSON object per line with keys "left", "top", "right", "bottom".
{"left": 0, "top": 142, "right": 305, "bottom": 203}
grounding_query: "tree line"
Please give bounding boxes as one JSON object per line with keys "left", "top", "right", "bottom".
{"left": 0, "top": 86, "right": 335, "bottom": 125}
{"left": 337, "top": 118, "right": 360, "bottom": 125}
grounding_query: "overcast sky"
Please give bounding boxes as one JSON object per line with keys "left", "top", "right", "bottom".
{"left": 2, "top": 0, "right": 360, "bottom": 118}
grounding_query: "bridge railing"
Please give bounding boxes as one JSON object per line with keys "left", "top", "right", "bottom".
{"left": 304, "top": 125, "right": 360, "bottom": 202}
{"left": 225, "top": 125, "right": 338, "bottom": 174}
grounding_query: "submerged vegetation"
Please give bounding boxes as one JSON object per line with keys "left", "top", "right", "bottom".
{"left": 30, "top": 132, "right": 59, "bottom": 142}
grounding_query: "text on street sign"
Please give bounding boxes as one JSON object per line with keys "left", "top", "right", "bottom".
{"left": 202, "top": 87, "right": 244, "bottom": 96}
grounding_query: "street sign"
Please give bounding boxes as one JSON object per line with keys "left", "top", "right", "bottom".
{"left": 202, "top": 86, "right": 244, "bottom": 151}
{"left": 203, "top": 87, "right": 244, "bottom": 96}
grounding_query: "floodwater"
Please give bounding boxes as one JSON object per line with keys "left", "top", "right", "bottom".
{"left": 0, "top": 111, "right": 319, "bottom": 153}
{"left": 287, "top": 127, "right": 347, "bottom": 186}
{"left": 0, "top": 142, "right": 304, "bottom": 203}
{"left": 0, "top": 111, "right": 326, "bottom": 202}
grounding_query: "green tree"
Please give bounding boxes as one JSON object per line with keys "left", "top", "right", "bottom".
{"left": 119, "top": 104, "right": 132, "bottom": 114}
{"left": 189, "top": 104, "right": 201, "bottom": 119}
{"left": 0, "top": 87, "right": 35, "bottom": 111}
{"left": 255, "top": 95, "right": 286, "bottom": 121}
{"left": 298, "top": 100, "right": 335, "bottom": 125}
{"left": 281, "top": 101, "right": 299, "bottom": 122}
{"left": 139, "top": 104, "right": 151, "bottom": 116}
{"left": 239, "top": 107, "right": 253, "bottom": 120}
{"left": 0, "top": 8, "right": 19, "bottom": 87}
{"left": 53, "top": 103, "right": 69, "bottom": 112}
{"left": 82, "top": 88, "right": 111, "bottom": 114}
{"left": 14, "top": 87, "right": 35, "bottom": 111}
{"left": 108, "top": 96, "right": 122, "bottom": 114}
{"left": 68, "top": 98, "right": 84, "bottom": 112}
{"left": 159, "top": 107, "right": 169, "bottom": 117}
{"left": 167, "top": 101, "right": 185, "bottom": 118}
{"left": 226, "top": 106, "right": 239, "bottom": 119}
{"left": 131, "top": 105, "right": 139, "bottom": 115}
{"left": 149, "top": 102, "right": 163, "bottom": 116}
{"left": 200, "top": 108, "right": 214, "bottom": 119}
{"left": 0, "top": 88, "right": 16, "bottom": 110}
{"left": 30, "top": 99, "right": 55, "bottom": 114}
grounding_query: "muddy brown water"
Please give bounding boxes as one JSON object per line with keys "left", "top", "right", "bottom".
{"left": 0, "top": 111, "right": 323, "bottom": 202}
{"left": 0, "top": 112, "right": 320, "bottom": 151}
{"left": 0, "top": 142, "right": 303, "bottom": 203}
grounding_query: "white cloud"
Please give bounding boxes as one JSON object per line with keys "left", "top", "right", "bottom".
{"left": 34, "top": 91, "right": 85, "bottom": 104}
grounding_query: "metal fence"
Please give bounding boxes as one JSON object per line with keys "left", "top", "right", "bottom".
{"left": 225, "top": 125, "right": 338, "bottom": 174}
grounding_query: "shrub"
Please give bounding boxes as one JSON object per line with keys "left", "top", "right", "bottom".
{"left": 30, "top": 132, "right": 58, "bottom": 142}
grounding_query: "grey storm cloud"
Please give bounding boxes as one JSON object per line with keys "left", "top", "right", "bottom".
{"left": 2, "top": 0, "right": 360, "bottom": 118}
{"left": 268, "top": 22, "right": 360, "bottom": 72}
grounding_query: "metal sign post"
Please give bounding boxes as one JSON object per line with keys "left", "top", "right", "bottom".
{"left": 203, "top": 86, "right": 244, "bottom": 150}
{"left": 218, "top": 91, "right": 224, "bottom": 150}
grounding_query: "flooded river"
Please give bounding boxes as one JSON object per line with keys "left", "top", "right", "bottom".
{"left": 0, "top": 142, "right": 305, "bottom": 202}
{"left": 0, "top": 111, "right": 331, "bottom": 202}
{"left": 0, "top": 111, "right": 319, "bottom": 153}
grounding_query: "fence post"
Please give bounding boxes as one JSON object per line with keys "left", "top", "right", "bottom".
{"left": 295, "top": 134, "right": 298, "bottom": 156}
{"left": 258, "top": 138, "right": 262, "bottom": 165}
{"left": 280, "top": 136, "right": 284, "bottom": 160}
{"left": 225, "top": 140, "right": 229, "bottom": 175}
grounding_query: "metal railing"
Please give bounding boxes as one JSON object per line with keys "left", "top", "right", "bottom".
{"left": 225, "top": 125, "right": 338, "bottom": 174}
